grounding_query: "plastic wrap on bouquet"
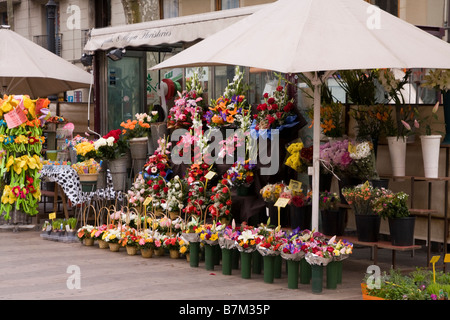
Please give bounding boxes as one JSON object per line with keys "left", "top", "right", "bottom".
{"left": 219, "top": 237, "right": 236, "bottom": 250}
{"left": 305, "top": 252, "right": 333, "bottom": 266}
{"left": 333, "top": 254, "right": 350, "bottom": 262}
{"left": 236, "top": 245, "right": 256, "bottom": 254}
{"left": 250, "top": 115, "right": 299, "bottom": 140}
{"left": 256, "top": 245, "right": 280, "bottom": 257}
{"left": 182, "top": 232, "right": 200, "bottom": 243}
{"left": 203, "top": 239, "right": 219, "bottom": 246}
{"left": 280, "top": 250, "right": 305, "bottom": 261}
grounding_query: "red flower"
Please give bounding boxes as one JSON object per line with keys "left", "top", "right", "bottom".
{"left": 276, "top": 86, "right": 283, "bottom": 92}
{"left": 267, "top": 97, "right": 275, "bottom": 105}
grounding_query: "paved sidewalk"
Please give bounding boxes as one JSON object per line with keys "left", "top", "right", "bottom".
{"left": 0, "top": 229, "right": 437, "bottom": 302}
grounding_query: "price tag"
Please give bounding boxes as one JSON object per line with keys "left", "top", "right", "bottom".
{"left": 274, "top": 197, "right": 290, "bottom": 208}
{"left": 445, "top": 254, "right": 450, "bottom": 263}
{"left": 204, "top": 171, "right": 217, "bottom": 180}
{"left": 143, "top": 196, "right": 152, "bottom": 206}
{"left": 49, "top": 212, "right": 56, "bottom": 220}
{"left": 288, "top": 179, "right": 303, "bottom": 192}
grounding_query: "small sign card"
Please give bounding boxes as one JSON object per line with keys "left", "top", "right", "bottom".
{"left": 204, "top": 171, "right": 217, "bottom": 180}
{"left": 4, "top": 105, "right": 27, "bottom": 129}
{"left": 289, "top": 179, "right": 303, "bottom": 192}
{"left": 49, "top": 212, "right": 56, "bottom": 220}
{"left": 143, "top": 196, "right": 153, "bottom": 206}
{"left": 274, "top": 197, "right": 290, "bottom": 208}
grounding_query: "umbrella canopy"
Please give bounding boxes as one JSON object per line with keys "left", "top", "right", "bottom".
{"left": 150, "top": 0, "right": 450, "bottom": 230}
{"left": 0, "top": 27, "right": 92, "bottom": 98}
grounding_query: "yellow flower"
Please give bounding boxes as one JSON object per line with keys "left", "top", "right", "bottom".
{"left": 13, "top": 157, "right": 28, "bottom": 175}
{"left": 1, "top": 185, "right": 17, "bottom": 204}
{"left": 179, "top": 246, "right": 187, "bottom": 254}
{"left": 0, "top": 95, "right": 18, "bottom": 113}
{"left": 210, "top": 234, "right": 218, "bottom": 241}
{"left": 14, "top": 135, "right": 28, "bottom": 144}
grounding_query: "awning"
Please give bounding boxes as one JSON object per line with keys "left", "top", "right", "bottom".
{"left": 84, "top": 5, "right": 267, "bottom": 52}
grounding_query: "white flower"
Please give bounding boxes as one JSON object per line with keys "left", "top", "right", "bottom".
{"left": 106, "top": 136, "right": 115, "bottom": 147}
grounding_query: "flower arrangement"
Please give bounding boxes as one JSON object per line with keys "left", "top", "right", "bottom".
{"left": 91, "top": 224, "right": 109, "bottom": 241}
{"left": 381, "top": 104, "right": 416, "bottom": 138}
{"left": 168, "top": 92, "right": 203, "bottom": 129}
{"left": 349, "top": 104, "right": 389, "bottom": 141}
{"left": 372, "top": 188, "right": 410, "bottom": 219}
{"left": 413, "top": 103, "right": 441, "bottom": 136}
{"left": 422, "top": 69, "right": 450, "bottom": 93}
{"left": 285, "top": 140, "right": 303, "bottom": 172}
{"left": 183, "top": 181, "right": 209, "bottom": 218}
{"left": 347, "top": 139, "right": 379, "bottom": 180}
{"left": 307, "top": 102, "right": 345, "bottom": 138}
{"left": 209, "top": 178, "right": 232, "bottom": 221}
{"left": 260, "top": 182, "right": 287, "bottom": 203}
{"left": 205, "top": 66, "right": 249, "bottom": 128}
{"left": 93, "top": 129, "right": 128, "bottom": 160}
{"left": 138, "top": 230, "right": 156, "bottom": 250}
{"left": 225, "top": 160, "right": 256, "bottom": 188}
{"left": 179, "top": 237, "right": 189, "bottom": 254}
{"left": 256, "top": 225, "right": 285, "bottom": 256}
{"left": 319, "top": 139, "right": 354, "bottom": 178}
{"left": 341, "top": 181, "right": 378, "bottom": 215}
{"left": 74, "top": 140, "right": 97, "bottom": 161}
{"left": 0, "top": 95, "right": 49, "bottom": 220}
{"left": 146, "top": 176, "right": 168, "bottom": 213}
{"left": 219, "top": 222, "right": 240, "bottom": 249}
{"left": 236, "top": 227, "right": 262, "bottom": 252}
{"left": 77, "top": 224, "right": 95, "bottom": 241}
{"left": 166, "top": 176, "right": 188, "bottom": 213}
{"left": 319, "top": 191, "right": 340, "bottom": 211}
{"left": 119, "top": 226, "right": 139, "bottom": 247}
{"left": 163, "top": 235, "right": 182, "bottom": 251}
{"left": 120, "top": 112, "right": 158, "bottom": 140}
{"left": 252, "top": 82, "right": 297, "bottom": 133}
{"left": 199, "top": 223, "right": 221, "bottom": 245}
{"left": 144, "top": 152, "right": 171, "bottom": 179}
{"left": 186, "top": 162, "right": 211, "bottom": 185}
{"left": 127, "top": 173, "right": 150, "bottom": 209}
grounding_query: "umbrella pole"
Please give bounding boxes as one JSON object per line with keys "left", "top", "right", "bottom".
{"left": 312, "top": 72, "right": 321, "bottom": 231}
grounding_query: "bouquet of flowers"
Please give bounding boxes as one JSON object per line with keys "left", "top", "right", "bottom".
{"left": 251, "top": 81, "right": 298, "bottom": 138}
{"left": 146, "top": 176, "right": 169, "bottom": 213}
{"left": 219, "top": 221, "right": 240, "bottom": 249}
{"left": 319, "top": 191, "right": 340, "bottom": 211}
{"left": 163, "top": 235, "right": 182, "bottom": 251}
{"left": 260, "top": 182, "right": 287, "bottom": 203}
{"left": 205, "top": 66, "right": 249, "bottom": 128}
{"left": 303, "top": 236, "right": 335, "bottom": 266}
{"left": 101, "top": 226, "right": 123, "bottom": 243}
{"left": 144, "top": 152, "right": 171, "bottom": 180}
{"left": 280, "top": 230, "right": 306, "bottom": 261}
{"left": 166, "top": 176, "right": 188, "bottom": 213}
{"left": 119, "top": 226, "right": 139, "bottom": 247}
{"left": 199, "top": 223, "right": 221, "bottom": 246}
{"left": 182, "top": 216, "right": 202, "bottom": 242}
{"left": 341, "top": 181, "right": 378, "bottom": 215}
{"left": 185, "top": 162, "right": 212, "bottom": 185}
{"left": 120, "top": 112, "right": 158, "bottom": 140}
{"left": 285, "top": 140, "right": 304, "bottom": 172}
{"left": 183, "top": 181, "right": 209, "bottom": 218}
{"left": 168, "top": 92, "right": 203, "bottom": 130}
{"left": 77, "top": 224, "right": 95, "bottom": 242}
{"left": 209, "top": 178, "right": 232, "bottom": 221}
{"left": 225, "top": 160, "right": 256, "bottom": 188}
{"left": 348, "top": 139, "right": 379, "bottom": 181}
{"left": 127, "top": 173, "right": 150, "bottom": 209}
{"left": 236, "top": 227, "right": 262, "bottom": 253}
{"left": 327, "top": 235, "right": 353, "bottom": 261}
{"left": 179, "top": 237, "right": 190, "bottom": 255}
{"left": 138, "top": 230, "right": 156, "bottom": 250}
{"left": 319, "top": 139, "right": 354, "bottom": 178}
{"left": 256, "top": 224, "right": 284, "bottom": 256}
{"left": 93, "top": 129, "right": 128, "bottom": 161}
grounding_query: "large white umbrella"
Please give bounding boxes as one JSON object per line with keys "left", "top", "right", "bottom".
{"left": 0, "top": 27, "right": 92, "bottom": 98}
{"left": 151, "top": 0, "right": 450, "bottom": 230}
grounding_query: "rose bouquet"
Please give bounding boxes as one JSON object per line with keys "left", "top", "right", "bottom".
{"left": 93, "top": 129, "right": 128, "bottom": 161}
{"left": 163, "top": 235, "right": 182, "bottom": 251}
{"left": 208, "top": 178, "right": 232, "bottom": 221}
{"left": 251, "top": 81, "right": 298, "bottom": 139}
{"left": 183, "top": 181, "right": 209, "bottom": 218}
{"left": 118, "top": 226, "right": 139, "bottom": 247}
{"left": 146, "top": 175, "right": 168, "bottom": 213}
{"left": 127, "top": 173, "right": 151, "bottom": 209}
{"left": 169, "top": 92, "right": 203, "bottom": 130}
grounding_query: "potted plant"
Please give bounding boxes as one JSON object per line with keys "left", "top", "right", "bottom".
{"left": 67, "top": 217, "right": 77, "bottom": 237}
{"left": 319, "top": 191, "right": 346, "bottom": 236}
{"left": 372, "top": 188, "right": 415, "bottom": 246}
{"left": 341, "top": 181, "right": 380, "bottom": 242}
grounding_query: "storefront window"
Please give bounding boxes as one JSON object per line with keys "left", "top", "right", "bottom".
{"left": 162, "top": 0, "right": 179, "bottom": 18}
{"left": 221, "top": 0, "right": 240, "bottom": 10}
{"left": 107, "top": 51, "right": 145, "bottom": 132}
